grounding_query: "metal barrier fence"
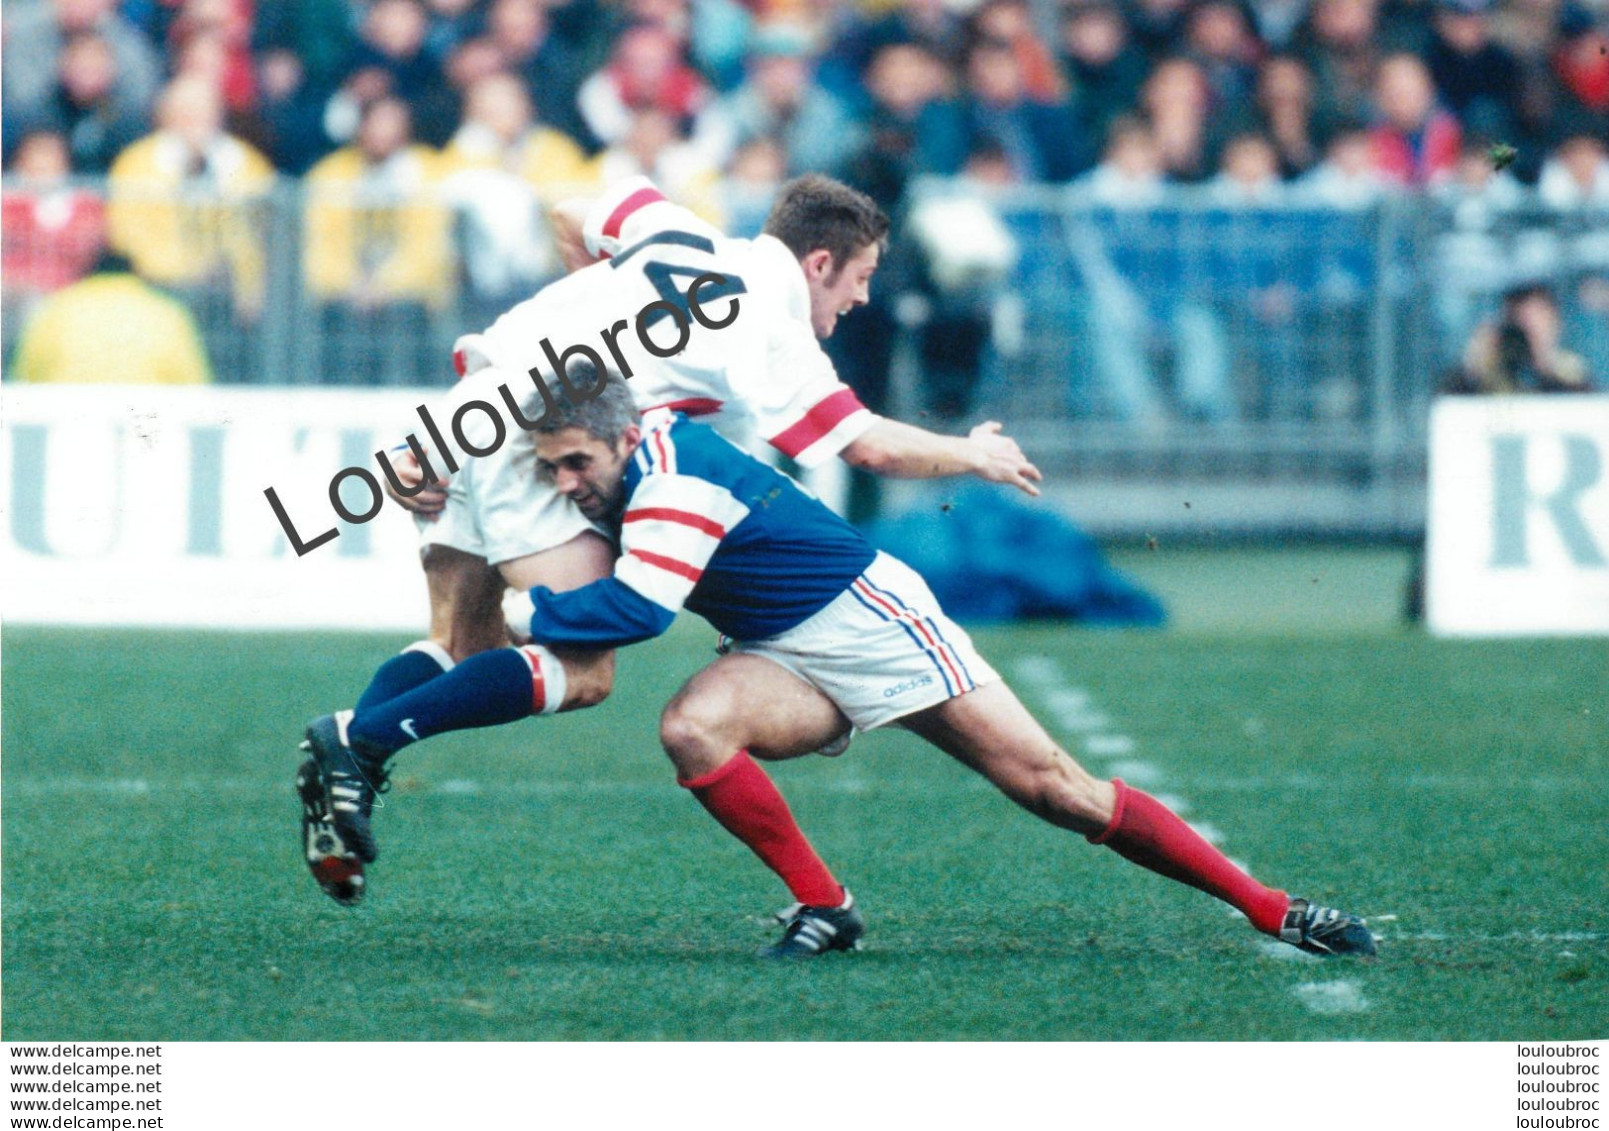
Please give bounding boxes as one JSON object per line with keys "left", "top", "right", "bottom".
{"left": 5, "top": 175, "right": 1605, "bottom": 535}
{"left": 887, "top": 179, "right": 1609, "bottom": 536}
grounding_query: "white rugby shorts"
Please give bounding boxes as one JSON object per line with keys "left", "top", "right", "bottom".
{"left": 732, "top": 552, "right": 1000, "bottom": 732}
{"left": 415, "top": 436, "right": 596, "bottom": 566}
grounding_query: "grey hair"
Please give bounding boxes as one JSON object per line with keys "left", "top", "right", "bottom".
{"left": 534, "top": 364, "right": 640, "bottom": 442}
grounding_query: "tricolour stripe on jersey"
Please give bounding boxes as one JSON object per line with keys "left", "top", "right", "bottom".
{"left": 616, "top": 552, "right": 695, "bottom": 612}
{"left": 624, "top": 474, "right": 751, "bottom": 558}
{"left": 768, "top": 388, "right": 868, "bottom": 459}
{"left": 653, "top": 427, "right": 675, "bottom": 474}
{"left": 847, "top": 579, "right": 960, "bottom": 697}
{"left": 603, "top": 186, "right": 666, "bottom": 241}
{"left": 860, "top": 573, "right": 977, "bottom": 691}
{"left": 629, "top": 548, "right": 704, "bottom": 584}
{"left": 638, "top": 418, "right": 679, "bottom": 476}
{"left": 641, "top": 397, "right": 724, "bottom": 417}
{"left": 623, "top": 507, "right": 728, "bottom": 540}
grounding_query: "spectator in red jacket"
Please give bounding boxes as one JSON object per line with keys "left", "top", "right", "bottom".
{"left": 1368, "top": 52, "right": 1461, "bottom": 185}
{"left": 1, "top": 131, "right": 108, "bottom": 299}
{"left": 576, "top": 24, "right": 711, "bottom": 148}
{"left": 1549, "top": 4, "right": 1609, "bottom": 140}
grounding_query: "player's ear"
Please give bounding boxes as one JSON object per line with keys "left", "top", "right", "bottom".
{"left": 800, "top": 248, "right": 835, "bottom": 281}
{"left": 619, "top": 423, "right": 642, "bottom": 454}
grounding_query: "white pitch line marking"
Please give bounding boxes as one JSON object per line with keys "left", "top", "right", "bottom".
{"left": 1011, "top": 657, "right": 1060, "bottom": 685}
{"left": 1107, "top": 759, "right": 1163, "bottom": 786}
{"left": 1293, "top": 980, "right": 1370, "bottom": 1015}
{"left": 1154, "top": 793, "right": 1191, "bottom": 814}
{"left": 3, "top": 778, "right": 154, "bottom": 796}
{"left": 1046, "top": 688, "right": 1091, "bottom": 713}
{"left": 1187, "top": 821, "right": 1226, "bottom": 846}
{"left": 1086, "top": 734, "right": 1137, "bottom": 757}
{"left": 435, "top": 780, "right": 482, "bottom": 795}
{"left": 1259, "top": 941, "right": 1321, "bottom": 961}
{"left": 1051, "top": 710, "right": 1108, "bottom": 731}
{"left": 1381, "top": 931, "right": 1604, "bottom": 943}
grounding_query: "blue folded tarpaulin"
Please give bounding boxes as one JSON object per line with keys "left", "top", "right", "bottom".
{"left": 863, "top": 486, "right": 1166, "bottom": 626}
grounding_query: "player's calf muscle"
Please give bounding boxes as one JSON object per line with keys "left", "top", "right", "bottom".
{"left": 553, "top": 649, "right": 614, "bottom": 710}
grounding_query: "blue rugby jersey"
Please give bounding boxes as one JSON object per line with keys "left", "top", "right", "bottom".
{"left": 525, "top": 413, "right": 877, "bottom": 649}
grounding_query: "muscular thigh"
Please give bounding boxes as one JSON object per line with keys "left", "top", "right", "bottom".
{"left": 423, "top": 543, "right": 509, "bottom": 660}
{"left": 423, "top": 532, "right": 615, "bottom": 662}
{"left": 496, "top": 530, "right": 614, "bottom": 592}
{"left": 901, "top": 681, "right": 1113, "bottom": 830}
{"left": 901, "top": 681, "right": 1080, "bottom": 782}
{"left": 667, "top": 654, "right": 851, "bottom": 760}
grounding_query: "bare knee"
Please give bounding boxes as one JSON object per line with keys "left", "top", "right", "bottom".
{"left": 659, "top": 694, "right": 736, "bottom": 779}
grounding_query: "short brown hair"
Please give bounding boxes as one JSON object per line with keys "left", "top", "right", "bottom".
{"left": 534, "top": 366, "right": 640, "bottom": 442}
{"left": 763, "top": 175, "right": 890, "bottom": 276}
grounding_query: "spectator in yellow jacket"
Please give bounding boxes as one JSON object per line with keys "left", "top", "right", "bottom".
{"left": 441, "top": 71, "right": 594, "bottom": 193}
{"left": 105, "top": 74, "right": 272, "bottom": 381}
{"left": 439, "top": 71, "right": 597, "bottom": 323}
{"left": 304, "top": 96, "right": 452, "bottom": 310}
{"left": 304, "top": 96, "right": 452, "bottom": 385}
{"left": 11, "top": 251, "right": 212, "bottom": 385}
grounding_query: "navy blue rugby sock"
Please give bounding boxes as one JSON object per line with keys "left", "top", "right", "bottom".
{"left": 346, "top": 646, "right": 560, "bottom": 756}
{"left": 355, "top": 642, "right": 454, "bottom": 713}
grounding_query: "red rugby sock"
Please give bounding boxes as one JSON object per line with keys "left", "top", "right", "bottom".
{"left": 1088, "top": 779, "right": 1289, "bottom": 935}
{"left": 680, "top": 751, "right": 844, "bottom": 908}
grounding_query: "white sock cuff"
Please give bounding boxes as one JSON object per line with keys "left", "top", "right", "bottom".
{"left": 403, "top": 640, "right": 455, "bottom": 672}
{"left": 517, "top": 644, "right": 568, "bottom": 715}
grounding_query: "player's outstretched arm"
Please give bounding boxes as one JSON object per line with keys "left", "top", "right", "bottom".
{"left": 840, "top": 417, "right": 1043, "bottom": 497}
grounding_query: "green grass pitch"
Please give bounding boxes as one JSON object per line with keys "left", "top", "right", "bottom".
{"left": 3, "top": 548, "right": 1605, "bottom": 1041}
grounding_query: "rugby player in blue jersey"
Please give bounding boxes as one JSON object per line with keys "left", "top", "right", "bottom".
{"left": 327, "top": 371, "right": 1376, "bottom": 959}
{"left": 298, "top": 177, "right": 1042, "bottom": 905}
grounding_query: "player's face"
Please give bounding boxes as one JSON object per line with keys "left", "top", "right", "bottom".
{"left": 535, "top": 425, "right": 640, "bottom": 520}
{"left": 804, "top": 242, "right": 880, "bottom": 338}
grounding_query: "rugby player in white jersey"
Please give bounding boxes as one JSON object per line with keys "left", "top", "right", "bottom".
{"left": 297, "top": 175, "right": 1042, "bottom": 904}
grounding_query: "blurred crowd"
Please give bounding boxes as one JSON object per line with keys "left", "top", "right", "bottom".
{"left": 5, "top": 0, "right": 1607, "bottom": 191}
{"left": 2, "top": 0, "right": 1606, "bottom": 403}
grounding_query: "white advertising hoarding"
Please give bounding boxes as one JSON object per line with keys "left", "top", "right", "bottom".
{"left": 1426, "top": 394, "right": 1609, "bottom": 637}
{"left": 2, "top": 385, "right": 444, "bottom": 630}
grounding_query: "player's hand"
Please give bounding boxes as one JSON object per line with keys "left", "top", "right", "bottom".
{"left": 549, "top": 197, "right": 599, "bottom": 273}
{"left": 968, "top": 421, "right": 1042, "bottom": 497}
{"left": 381, "top": 447, "right": 449, "bottom": 517}
{"left": 503, "top": 588, "right": 535, "bottom": 645}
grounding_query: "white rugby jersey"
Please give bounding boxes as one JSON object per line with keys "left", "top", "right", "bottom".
{"left": 429, "top": 177, "right": 876, "bottom": 470}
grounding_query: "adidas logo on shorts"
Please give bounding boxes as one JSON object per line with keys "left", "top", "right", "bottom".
{"left": 881, "top": 674, "right": 936, "bottom": 699}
